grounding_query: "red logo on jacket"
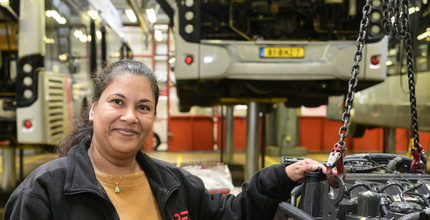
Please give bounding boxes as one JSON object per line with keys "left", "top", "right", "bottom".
{"left": 172, "top": 210, "right": 190, "bottom": 220}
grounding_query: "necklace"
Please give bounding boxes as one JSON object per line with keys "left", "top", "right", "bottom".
{"left": 89, "top": 153, "right": 135, "bottom": 194}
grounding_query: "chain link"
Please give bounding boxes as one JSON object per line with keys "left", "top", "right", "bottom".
{"left": 338, "top": 0, "right": 421, "bottom": 160}
{"left": 381, "top": 0, "right": 421, "bottom": 153}
{"left": 337, "top": 1, "right": 371, "bottom": 149}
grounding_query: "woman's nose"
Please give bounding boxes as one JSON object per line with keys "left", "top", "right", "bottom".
{"left": 120, "top": 107, "right": 138, "bottom": 123}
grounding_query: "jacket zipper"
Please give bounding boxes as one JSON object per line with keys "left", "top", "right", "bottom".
{"left": 65, "top": 184, "right": 120, "bottom": 219}
{"left": 159, "top": 186, "right": 180, "bottom": 219}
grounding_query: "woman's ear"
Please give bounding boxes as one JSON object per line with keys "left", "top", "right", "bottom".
{"left": 89, "top": 100, "right": 96, "bottom": 121}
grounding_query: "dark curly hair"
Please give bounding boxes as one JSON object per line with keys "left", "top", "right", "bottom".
{"left": 56, "top": 60, "right": 160, "bottom": 157}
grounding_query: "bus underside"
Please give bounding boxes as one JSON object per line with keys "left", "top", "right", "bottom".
{"left": 176, "top": 78, "right": 382, "bottom": 112}
{"left": 173, "top": 0, "right": 386, "bottom": 112}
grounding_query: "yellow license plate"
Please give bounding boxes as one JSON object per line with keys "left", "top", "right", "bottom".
{"left": 260, "top": 47, "right": 305, "bottom": 58}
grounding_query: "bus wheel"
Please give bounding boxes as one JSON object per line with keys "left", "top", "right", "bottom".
{"left": 153, "top": 133, "right": 161, "bottom": 150}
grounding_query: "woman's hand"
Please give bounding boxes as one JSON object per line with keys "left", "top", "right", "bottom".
{"left": 285, "top": 159, "right": 328, "bottom": 183}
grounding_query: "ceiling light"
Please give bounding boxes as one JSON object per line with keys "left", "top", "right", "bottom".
{"left": 125, "top": 9, "right": 137, "bottom": 23}
{"left": 74, "top": 30, "right": 83, "bottom": 38}
{"left": 417, "top": 28, "right": 430, "bottom": 40}
{"left": 154, "top": 29, "right": 162, "bottom": 41}
{"left": 146, "top": 8, "right": 157, "bottom": 23}
{"left": 409, "top": 7, "right": 420, "bottom": 14}
{"left": 96, "top": 31, "right": 102, "bottom": 40}
{"left": 46, "top": 10, "right": 66, "bottom": 24}
{"left": 88, "top": 10, "right": 98, "bottom": 19}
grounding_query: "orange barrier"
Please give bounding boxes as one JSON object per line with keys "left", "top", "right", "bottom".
{"left": 168, "top": 116, "right": 214, "bottom": 151}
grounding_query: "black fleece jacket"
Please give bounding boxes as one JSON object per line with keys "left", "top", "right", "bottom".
{"left": 4, "top": 138, "right": 299, "bottom": 220}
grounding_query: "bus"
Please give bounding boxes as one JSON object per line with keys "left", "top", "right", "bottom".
{"left": 0, "top": 0, "right": 127, "bottom": 146}
{"left": 162, "top": 0, "right": 388, "bottom": 112}
{"left": 326, "top": 1, "right": 430, "bottom": 137}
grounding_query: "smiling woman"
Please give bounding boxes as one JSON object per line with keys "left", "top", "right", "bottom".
{"left": 56, "top": 60, "right": 160, "bottom": 158}
{"left": 89, "top": 72, "right": 156, "bottom": 164}
{"left": 4, "top": 60, "right": 328, "bottom": 220}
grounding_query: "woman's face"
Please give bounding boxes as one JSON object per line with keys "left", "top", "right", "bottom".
{"left": 89, "top": 72, "right": 155, "bottom": 159}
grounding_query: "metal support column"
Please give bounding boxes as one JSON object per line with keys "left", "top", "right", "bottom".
{"left": 2, "top": 148, "right": 16, "bottom": 192}
{"left": 225, "top": 106, "right": 234, "bottom": 164}
{"left": 383, "top": 128, "right": 396, "bottom": 153}
{"left": 245, "top": 102, "right": 260, "bottom": 181}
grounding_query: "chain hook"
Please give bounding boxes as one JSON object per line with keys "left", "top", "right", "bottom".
{"left": 326, "top": 143, "right": 346, "bottom": 188}
{"left": 410, "top": 142, "right": 427, "bottom": 173}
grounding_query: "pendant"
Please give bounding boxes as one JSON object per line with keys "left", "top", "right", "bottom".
{"left": 115, "top": 183, "right": 120, "bottom": 194}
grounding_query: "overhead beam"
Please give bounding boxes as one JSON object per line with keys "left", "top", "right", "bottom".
{"left": 126, "top": 0, "right": 150, "bottom": 34}
{"left": 155, "top": 0, "right": 173, "bottom": 27}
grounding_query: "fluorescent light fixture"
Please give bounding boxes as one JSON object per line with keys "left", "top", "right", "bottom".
{"left": 43, "top": 36, "right": 55, "bottom": 44}
{"left": 154, "top": 29, "right": 162, "bottom": 41}
{"left": 409, "top": 7, "right": 420, "bottom": 14}
{"left": 79, "top": 35, "right": 88, "bottom": 42}
{"left": 146, "top": 8, "right": 157, "bottom": 23}
{"left": 0, "top": 0, "right": 9, "bottom": 6}
{"left": 74, "top": 30, "right": 83, "bottom": 38}
{"left": 88, "top": 10, "right": 98, "bottom": 20}
{"left": 96, "top": 31, "right": 102, "bottom": 40}
{"left": 59, "top": 54, "right": 68, "bottom": 61}
{"left": 417, "top": 28, "right": 430, "bottom": 40}
{"left": 46, "top": 10, "right": 66, "bottom": 24}
{"left": 125, "top": 9, "right": 137, "bottom": 23}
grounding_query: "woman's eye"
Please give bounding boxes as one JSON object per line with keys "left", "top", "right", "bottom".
{"left": 112, "top": 99, "right": 123, "bottom": 105}
{"left": 138, "top": 105, "right": 150, "bottom": 111}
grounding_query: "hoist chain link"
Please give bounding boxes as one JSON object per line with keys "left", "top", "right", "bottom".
{"left": 394, "top": 0, "right": 402, "bottom": 38}
{"left": 326, "top": 1, "right": 372, "bottom": 188}
{"left": 381, "top": 0, "right": 393, "bottom": 34}
{"left": 381, "top": 0, "right": 426, "bottom": 173}
{"left": 336, "top": 1, "right": 371, "bottom": 149}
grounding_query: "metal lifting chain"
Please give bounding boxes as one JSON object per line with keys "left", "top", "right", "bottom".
{"left": 382, "top": 0, "right": 426, "bottom": 173}
{"left": 327, "top": 0, "right": 426, "bottom": 186}
{"left": 326, "top": 1, "right": 372, "bottom": 188}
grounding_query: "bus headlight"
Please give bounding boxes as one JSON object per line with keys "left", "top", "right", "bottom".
{"left": 372, "top": 0, "right": 382, "bottom": 7}
{"left": 23, "top": 63, "right": 32, "bottom": 73}
{"left": 185, "top": 11, "right": 194, "bottom": 20}
{"left": 23, "top": 89, "right": 33, "bottom": 99}
{"left": 371, "top": 25, "right": 382, "bottom": 35}
{"left": 185, "top": 24, "right": 194, "bottom": 34}
{"left": 23, "top": 76, "right": 33, "bottom": 86}
{"left": 185, "top": 0, "right": 194, "bottom": 7}
{"left": 371, "top": 11, "right": 381, "bottom": 21}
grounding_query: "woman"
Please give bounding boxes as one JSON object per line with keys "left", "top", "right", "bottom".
{"left": 4, "top": 60, "right": 327, "bottom": 220}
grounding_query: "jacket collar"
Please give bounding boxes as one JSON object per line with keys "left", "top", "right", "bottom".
{"left": 136, "top": 150, "right": 181, "bottom": 191}
{"left": 64, "top": 137, "right": 100, "bottom": 195}
{"left": 64, "top": 137, "right": 180, "bottom": 194}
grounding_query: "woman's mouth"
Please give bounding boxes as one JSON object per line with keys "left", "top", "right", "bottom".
{"left": 114, "top": 128, "right": 138, "bottom": 136}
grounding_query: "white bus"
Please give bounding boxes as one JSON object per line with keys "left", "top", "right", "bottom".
{"left": 0, "top": 0, "right": 127, "bottom": 146}
{"left": 160, "top": 0, "right": 388, "bottom": 112}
